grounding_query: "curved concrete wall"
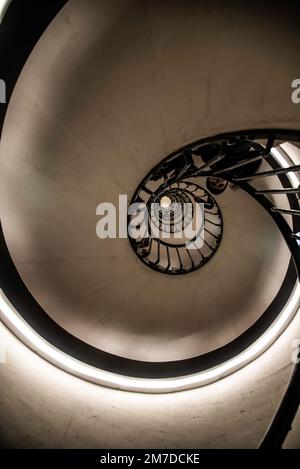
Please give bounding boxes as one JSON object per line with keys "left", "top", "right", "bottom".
{"left": 0, "top": 0, "right": 300, "bottom": 448}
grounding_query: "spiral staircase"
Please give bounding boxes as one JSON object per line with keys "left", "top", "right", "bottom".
{"left": 1, "top": 0, "right": 300, "bottom": 450}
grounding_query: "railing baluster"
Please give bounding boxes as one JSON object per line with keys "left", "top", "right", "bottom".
{"left": 272, "top": 207, "right": 300, "bottom": 216}
{"left": 255, "top": 188, "right": 300, "bottom": 195}
{"left": 176, "top": 248, "right": 183, "bottom": 271}
{"left": 264, "top": 135, "right": 275, "bottom": 155}
{"left": 186, "top": 248, "right": 195, "bottom": 268}
{"left": 165, "top": 246, "right": 171, "bottom": 271}
{"left": 193, "top": 152, "right": 226, "bottom": 175}
{"left": 206, "top": 217, "right": 222, "bottom": 227}
{"left": 233, "top": 164, "right": 300, "bottom": 181}
{"left": 142, "top": 185, "right": 153, "bottom": 195}
{"left": 199, "top": 235, "right": 214, "bottom": 251}
{"left": 204, "top": 227, "right": 219, "bottom": 239}
{"left": 212, "top": 155, "right": 263, "bottom": 175}
{"left": 153, "top": 240, "right": 160, "bottom": 266}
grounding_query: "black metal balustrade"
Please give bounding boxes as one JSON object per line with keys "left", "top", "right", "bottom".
{"left": 129, "top": 132, "right": 300, "bottom": 282}
{"left": 129, "top": 180, "right": 223, "bottom": 275}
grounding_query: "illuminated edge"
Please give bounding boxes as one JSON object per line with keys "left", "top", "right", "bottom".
{"left": 0, "top": 0, "right": 12, "bottom": 23}
{"left": 0, "top": 145, "right": 299, "bottom": 393}
{"left": 0, "top": 283, "right": 299, "bottom": 393}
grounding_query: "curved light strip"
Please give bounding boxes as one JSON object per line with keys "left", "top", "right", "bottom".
{"left": 0, "top": 283, "right": 299, "bottom": 393}
{"left": 272, "top": 146, "right": 300, "bottom": 188}
{"left": 0, "top": 145, "right": 299, "bottom": 393}
{"left": 0, "top": 0, "right": 12, "bottom": 23}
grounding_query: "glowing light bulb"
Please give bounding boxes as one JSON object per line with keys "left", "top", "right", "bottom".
{"left": 160, "top": 196, "right": 172, "bottom": 209}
